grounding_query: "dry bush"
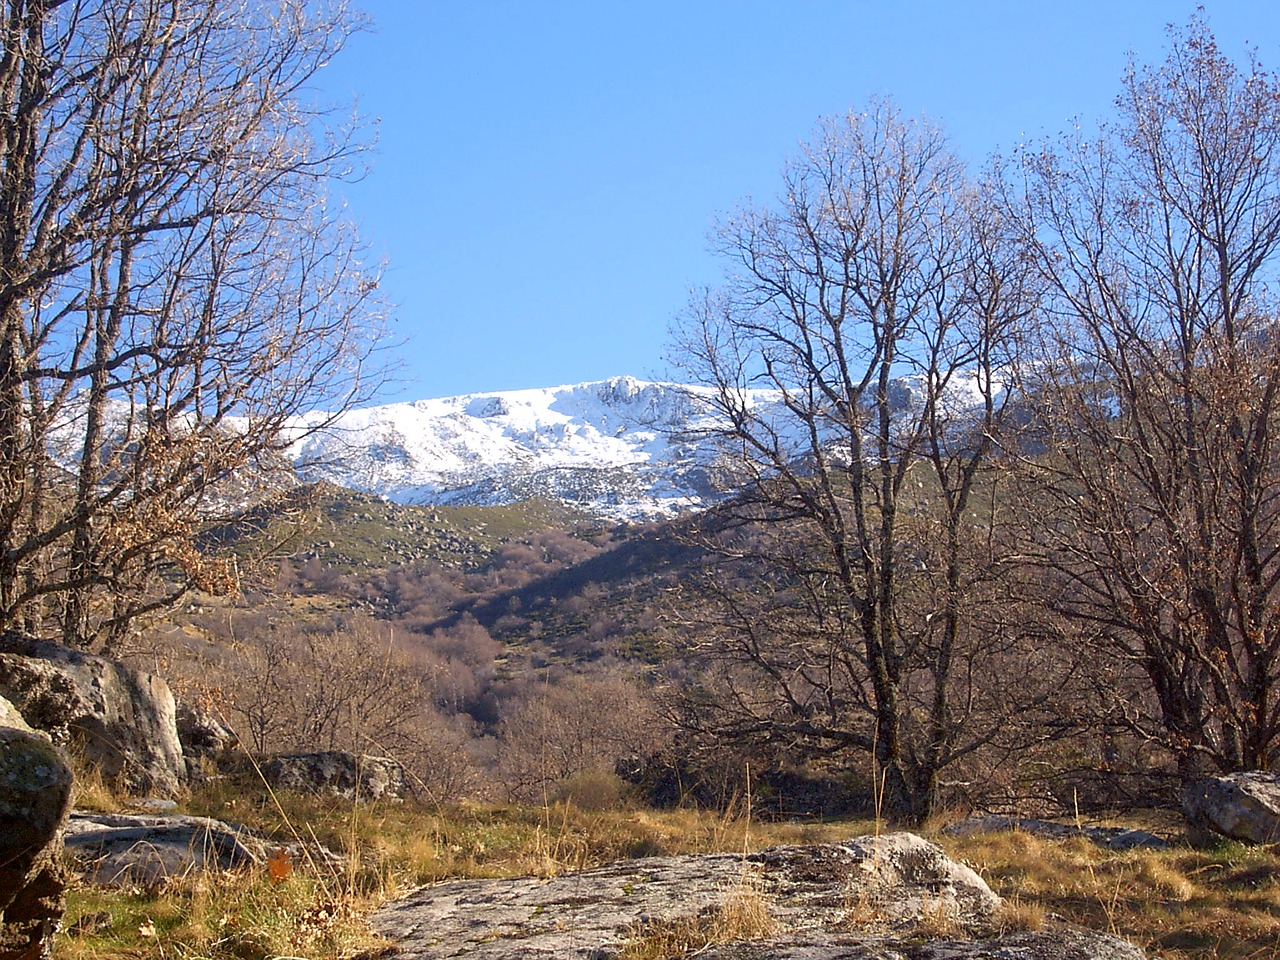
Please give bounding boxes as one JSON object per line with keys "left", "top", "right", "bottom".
{"left": 497, "top": 672, "right": 665, "bottom": 803}
{"left": 161, "top": 610, "right": 486, "bottom": 803}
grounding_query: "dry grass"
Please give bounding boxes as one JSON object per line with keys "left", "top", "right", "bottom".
{"left": 58, "top": 780, "right": 1280, "bottom": 960}
{"left": 58, "top": 779, "right": 855, "bottom": 960}
{"left": 940, "top": 829, "right": 1280, "bottom": 960}
{"left": 66, "top": 754, "right": 123, "bottom": 814}
{"left": 59, "top": 867, "right": 388, "bottom": 960}
{"left": 617, "top": 876, "right": 778, "bottom": 960}
{"left": 992, "top": 894, "right": 1046, "bottom": 933}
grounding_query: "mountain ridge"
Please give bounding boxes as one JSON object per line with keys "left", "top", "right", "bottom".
{"left": 286, "top": 371, "right": 1002, "bottom": 521}
{"left": 287, "top": 377, "right": 737, "bottom": 521}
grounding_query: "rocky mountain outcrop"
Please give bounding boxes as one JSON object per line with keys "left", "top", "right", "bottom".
{"left": 0, "top": 695, "right": 74, "bottom": 960}
{"left": 289, "top": 375, "right": 997, "bottom": 521}
{"left": 374, "top": 832, "right": 1146, "bottom": 960}
{"left": 1184, "top": 771, "right": 1280, "bottom": 845}
{"left": 289, "top": 377, "right": 735, "bottom": 520}
{"left": 0, "top": 636, "right": 185, "bottom": 797}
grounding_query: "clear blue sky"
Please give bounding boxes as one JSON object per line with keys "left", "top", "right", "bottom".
{"left": 317, "top": 2, "right": 1280, "bottom": 402}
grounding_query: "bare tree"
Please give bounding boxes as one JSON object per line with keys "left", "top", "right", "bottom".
{"left": 1009, "top": 16, "right": 1280, "bottom": 782}
{"left": 669, "top": 101, "right": 1062, "bottom": 823}
{"left": 0, "top": 0, "right": 384, "bottom": 650}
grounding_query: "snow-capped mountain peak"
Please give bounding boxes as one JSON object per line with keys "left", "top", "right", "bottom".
{"left": 289, "top": 377, "right": 730, "bottom": 520}
{"left": 288, "top": 372, "right": 997, "bottom": 521}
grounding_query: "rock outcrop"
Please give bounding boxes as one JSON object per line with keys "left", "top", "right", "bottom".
{"left": 0, "top": 695, "right": 74, "bottom": 960}
{"left": 374, "top": 832, "right": 1146, "bottom": 960}
{"left": 259, "top": 751, "right": 404, "bottom": 801}
{"left": 943, "top": 816, "right": 1169, "bottom": 851}
{"left": 0, "top": 636, "right": 185, "bottom": 797}
{"left": 63, "top": 811, "right": 264, "bottom": 888}
{"left": 175, "top": 699, "right": 238, "bottom": 781}
{"left": 1184, "top": 771, "right": 1280, "bottom": 845}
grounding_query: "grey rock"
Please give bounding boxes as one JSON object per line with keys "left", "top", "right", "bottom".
{"left": 943, "top": 816, "right": 1170, "bottom": 851}
{"left": 0, "top": 708, "right": 74, "bottom": 960}
{"left": 0, "top": 695, "right": 35, "bottom": 735}
{"left": 909, "top": 931, "right": 1147, "bottom": 959}
{"left": 749, "top": 832, "right": 999, "bottom": 928}
{"left": 1183, "top": 771, "right": 1280, "bottom": 845}
{"left": 175, "top": 699, "right": 238, "bottom": 762}
{"left": 131, "top": 797, "right": 179, "bottom": 813}
{"left": 0, "top": 637, "right": 185, "bottom": 797}
{"left": 695, "top": 929, "right": 1146, "bottom": 959}
{"left": 373, "top": 833, "right": 1016, "bottom": 960}
{"left": 63, "top": 811, "right": 264, "bottom": 888}
{"left": 259, "top": 751, "right": 404, "bottom": 801}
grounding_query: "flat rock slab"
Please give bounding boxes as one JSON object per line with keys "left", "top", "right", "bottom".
{"left": 694, "top": 929, "right": 1147, "bottom": 959}
{"left": 64, "top": 811, "right": 264, "bottom": 887}
{"left": 943, "top": 817, "right": 1169, "bottom": 851}
{"left": 375, "top": 833, "right": 1140, "bottom": 960}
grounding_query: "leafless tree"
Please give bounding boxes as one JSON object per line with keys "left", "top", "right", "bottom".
{"left": 1008, "top": 16, "right": 1280, "bottom": 782}
{"left": 0, "top": 0, "right": 385, "bottom": 650}
{"left": 669, "top": 101, "right": 1065, "bottom": 823}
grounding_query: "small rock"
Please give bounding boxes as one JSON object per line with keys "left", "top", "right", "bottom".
{"left": 130, "top": 797, "right": 179, "bottom": 813}
{"left": 63, "top": 811, "right": 264, "bottom": 888}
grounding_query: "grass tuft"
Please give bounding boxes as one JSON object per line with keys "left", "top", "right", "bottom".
{"left": 617, "top": 877, "right": 777, "bottom": 960}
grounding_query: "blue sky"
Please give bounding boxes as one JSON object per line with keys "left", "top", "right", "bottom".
{"left": 318, "top": 2, "right": 1280, "bottom": 402}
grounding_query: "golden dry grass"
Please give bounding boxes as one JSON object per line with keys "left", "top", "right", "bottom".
{"left": 57, "top": 783, "right": 1280, "bottom": 960}
{"left": 616, "top": 876, "right": 778, "bottom": 960}
{"left": 940, "top": 829, "right": 1280, "bottom": 960}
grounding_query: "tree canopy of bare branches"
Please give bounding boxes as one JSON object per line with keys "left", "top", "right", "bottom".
{"left": 0, "top": 0, "right": 385, "bottom": 649}
{"left": 670, "top": 101, "right": 1061, "bottom": 823}
{"left": 1009, "top": 16, "right": 1280, "bottom": 781}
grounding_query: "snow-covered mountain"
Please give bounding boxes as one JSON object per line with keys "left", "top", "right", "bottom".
{"left": 286, "top": 372, "right": 1004, "bottom": 522}
{"left": 287, "top": 377, "right": 743, "bottom": 521}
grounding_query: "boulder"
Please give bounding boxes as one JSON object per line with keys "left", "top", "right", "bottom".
{"left": 373, "top": 832, "right": 1147, "bottom": 960}
{"left": 175, "top": 699, "right": 238, "bottom": 761}
{"left": 63, "top": 811, "right": 264, "bottom": 888}
{"left": 1183, "top": 771, "right": 1280, "bottom": 845}
{"left": 259, "top": 751, "right": 404, "bottom": 801}
{"left": 0, "top": 636, "right": 185, "bottom": 797}
{"left": 943, "top": 815, "right": 1170, "bottom": 851}
{"left": 1, "top": 697, "right": 74, "bottom": 960}
{"left": 175, "top": 699, "right": 238, "bottom": 781}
